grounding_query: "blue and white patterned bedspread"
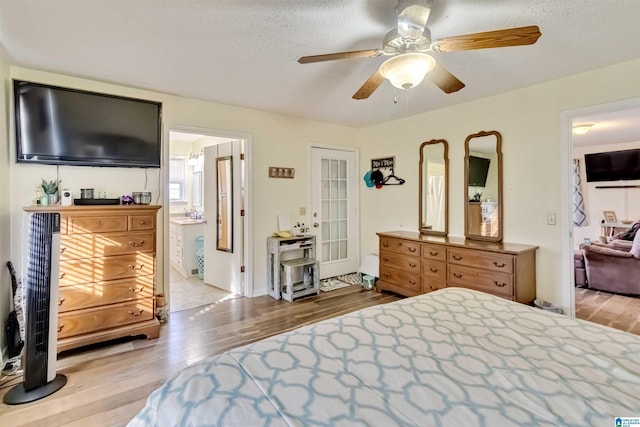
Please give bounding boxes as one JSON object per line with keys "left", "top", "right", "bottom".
{"left": 130, "top": 288, "right": 640, "bottom": 426}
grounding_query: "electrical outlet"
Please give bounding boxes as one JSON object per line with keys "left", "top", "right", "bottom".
{"left": 547, "top": 213, "right": 556, "bottom": 225}
{"left": 299, "top": 207, "right": 306, "bottom": 215}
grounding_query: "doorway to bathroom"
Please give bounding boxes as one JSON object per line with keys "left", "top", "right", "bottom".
{"left": 167, "top": 129, "right": 249, "bottom": 312}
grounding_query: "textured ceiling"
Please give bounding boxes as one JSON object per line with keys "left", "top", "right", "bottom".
{"left": 0, "top": 0, "right": 639, "bottom": 129}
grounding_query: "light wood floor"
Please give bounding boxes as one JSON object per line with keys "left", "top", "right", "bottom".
{"left": 0, "top": 286, "right": 401, "bottom": 427}
{"left": 575, "top": 287, "right": 640, "bottom": 334}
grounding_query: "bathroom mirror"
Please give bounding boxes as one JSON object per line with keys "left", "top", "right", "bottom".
{"left": 464, "top": 130, "right": 502, "bottom": 242}
{"left": 216, "top": 156, "right": 233, "bottom": 252}
{"left": 419, "top": 139, "right": 449, "bottom": 236}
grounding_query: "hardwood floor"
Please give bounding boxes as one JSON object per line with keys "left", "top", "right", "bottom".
{"left": 575, "top": 287, "right": 640, "bottom": 334}
{"left": 0, "top": 285, "right": 401, "bottom": 427}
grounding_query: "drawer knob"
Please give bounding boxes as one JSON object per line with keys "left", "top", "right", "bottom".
{"left": 139, "top": 220, "right": 146, "bottom": 225}
{"left": 128, "top": 309, "right": 144, "bottom": 317}
{"left": 429, "top": 251, "right": 438, "bottom": 256}
{"left": 58, "top": 297, "right": 65, "bottom": 305}
{"left": 493, "top": 281, "right": 507, "bottom": 287}
{"left": 408, "top": 247, "right": 417, "bottom": 253}
{"left": 493, "top": 262, "right": 506, "bottom": 268}
{"left": 382, "top": 242, "right": 389, "bottom": 248}
{"left": 408, "top": 279, "right": 416, "bottom": 285}
{"left": 129, "top": 286, "right": 144, "bottom": 293}
{"left": 382, "top": 272, "right": 390, "bottom": 278}
{"left": 453, "top": 273, "right": 463, "bottom": 279}
{"left": 128, "top": 263, "right": 144, "bottom": 270}
{"left": 408, "top": 263, "right": 416, "bottom": 268}
{"left": 382, "top": 257, "right": 389, "bottom": 262}
{"left": 429, "top": 267, "right": 438, "bottom": 273}
{"left": 129, "top": 240, "right": 145, "bottom": 247}
{"left": 452, "top": 255, "right": 462, "bottom": 261}
{"left": 57, "top": 324, "right": 64, "bottom": 333}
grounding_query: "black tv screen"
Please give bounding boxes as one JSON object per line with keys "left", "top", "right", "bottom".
{"left": 584, "top": 149, "right": 640, "bottom": 182}
{"left": 468, "top": 155, "right": 491, "bottom": 187}
{"left": 14, "top": 80, "right": 161, "bottom": 168}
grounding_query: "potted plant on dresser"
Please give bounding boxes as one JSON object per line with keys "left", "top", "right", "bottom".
{"left": 40, "top": 179, "right": 61, "bottom": 205}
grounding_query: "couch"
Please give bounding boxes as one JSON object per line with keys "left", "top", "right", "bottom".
{"left": 582, "top": 225, "right": 640, "bottom": 295}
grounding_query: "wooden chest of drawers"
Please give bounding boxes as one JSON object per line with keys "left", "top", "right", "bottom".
{"left": 377, "top": 231, "right": 537, "bottom": 303}
{"left": 40, "top": 205, "right": 161, "bottom": 352}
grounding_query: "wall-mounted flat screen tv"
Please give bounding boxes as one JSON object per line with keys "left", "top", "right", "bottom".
{"left": 468, "top": 155, "right": 491, "bottom": 187}
{"left": 14, "top": 80, "right": 161, "bottom": 168}
{"left": 584, "top": 148, "right": 640, "bottom": 182}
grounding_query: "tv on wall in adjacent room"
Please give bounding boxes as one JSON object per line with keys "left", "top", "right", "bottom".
{"left": 14, "top": 79, "right": 162, "bottom": 168}
{"left": 584, "top": 148, "right": 640, "bottom": 182}
{"left": 468, "top": 155, "right": 491, "bottom": 187}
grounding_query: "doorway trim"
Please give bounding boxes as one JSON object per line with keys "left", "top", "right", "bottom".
{"left": 164, "top": 125, "right": 253, "bottom": 298}
{"left": 308, "top": 143, "right": 360, "bottom": 279}
{"left": 560, "top": 97, "right": 640, "bottom": 317}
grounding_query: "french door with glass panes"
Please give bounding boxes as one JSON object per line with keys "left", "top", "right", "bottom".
{"left": 310, "top": 147, "right": 358, "bottom": 279}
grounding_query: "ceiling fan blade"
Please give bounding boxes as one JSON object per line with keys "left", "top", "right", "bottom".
{"left": 427, "top": 63, "right": 465, "bottom": 94}
{"left": 298, "top": 49, "right": 383, "bottom": 64}
{"left": 432, "top": 25, "right": 541, "bottom": 52}
{"left": 353, "top": 69, "right": 385, "bottom": 100}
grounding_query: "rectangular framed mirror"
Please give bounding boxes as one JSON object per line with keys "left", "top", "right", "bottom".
{"left": 216, "top": 156, "right": 233, "bottom": 252}
{"left": 192, "top": 171, "right": 202, "bottom": 207}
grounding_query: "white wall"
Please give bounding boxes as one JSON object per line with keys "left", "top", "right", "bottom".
{"left": 0, "top": 45, "right": 11, "bottom": 365}
{"left": 6, "top": 66, "right": 358, "bottom": 298}
{"left": 572, "top": 141, "right": 640, "bottom": 248}
{"left": 356, "top": 59, "right": 640, "bottom": 309}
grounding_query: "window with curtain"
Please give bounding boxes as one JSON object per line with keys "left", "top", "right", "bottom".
{"left": 169, "top": 156, "right": 186, "bottom": 203}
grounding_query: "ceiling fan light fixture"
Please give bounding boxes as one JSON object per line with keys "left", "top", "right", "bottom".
{"left": 379, "top": 53, "right": 436, "bottom": 90}
{"left": 572, "top": 124, "right": 593, "bottom": 135}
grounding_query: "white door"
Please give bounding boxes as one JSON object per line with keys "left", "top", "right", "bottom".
{"left": 203, "top": 141, "right": 244, "bottom": 294}
{"left": 310, "top": 147, "right": 358, "bottom": 279}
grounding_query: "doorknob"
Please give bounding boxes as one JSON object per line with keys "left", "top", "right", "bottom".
{"left": 313, "top": 223, "right": 319, "bottom": 228}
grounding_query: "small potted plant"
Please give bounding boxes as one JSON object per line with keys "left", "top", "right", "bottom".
{"left": 41, "top": 179, "right": 61, "bottom": 205}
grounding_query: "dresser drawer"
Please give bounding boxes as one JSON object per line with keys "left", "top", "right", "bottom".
{"left": 422, "top": 259, "right": 446, "bottom": 281}
{"left": 448, "top": 248, "right": 514, "bottom": 274}
{"left": 379, "top": 237, "right": 420, "bottom": 256}
{"left": 68, "top": 216, "right": 128, "bottom": 234}
{"left": 58, "top": 276, "right": 154, "bottom": 312}
{"left": 379, "top": 251, "right": 420, "bottom": 274}
{"left": 448, "top": 264, "right": 513, "bottom": 297}
{"left": 60, "top": 231, "right": 154, "bottom": 260}
{"left": 422, "top": 244, "right": 446, "bottom": 261}
{"left": 57, "top": 298, "right": 154, "bottom": 339}
{"left": 129, "top": 215, "right": 155, "bottom": 231}
{"left": 422, "top": 278, "right": 446, "bottom": 293}
{"left": 379, "top": 266, "right": 421, "bottom": 293}
{"left": 59, "top": 253, "right": 155, "bottom": 285}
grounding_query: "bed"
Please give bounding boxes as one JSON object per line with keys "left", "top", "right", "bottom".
{"left": 129, "top": 288, "right": 640, "bottom": 426}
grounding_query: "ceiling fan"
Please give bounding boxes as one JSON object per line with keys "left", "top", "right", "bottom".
{"left": 298, "top": 0, "right": 541, "bottom": 100}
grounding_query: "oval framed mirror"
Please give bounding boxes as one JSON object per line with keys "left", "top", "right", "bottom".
{"left": 464, "top": 130, "right": 502, "bottom": 242}
{"left": 419, "top": 139, "right": 448, "bottom": 236}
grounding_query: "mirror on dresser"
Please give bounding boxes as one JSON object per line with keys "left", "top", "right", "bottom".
{"left": 419, "top": 139, "right": 449, "bottom": 236}
{"left": 464, "top": 130, "right": 503, "bottom": 242}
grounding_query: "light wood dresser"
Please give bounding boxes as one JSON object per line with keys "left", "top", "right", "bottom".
{"left": 377, "top": 231, "right": 537, "bottom": 304}
{"left": 26, "top": 204, "right": 161, "bottom": 352}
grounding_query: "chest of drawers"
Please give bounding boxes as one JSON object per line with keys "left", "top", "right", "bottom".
{"left": 52, "top": 205, "right": 161, "bottom": 352}
{"left": 377, "top": 231, "right": 537, "bottom": 303}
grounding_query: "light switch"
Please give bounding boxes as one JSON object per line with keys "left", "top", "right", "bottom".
{"left": 547, "top": 213, "right": 556, "bottom": 225}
